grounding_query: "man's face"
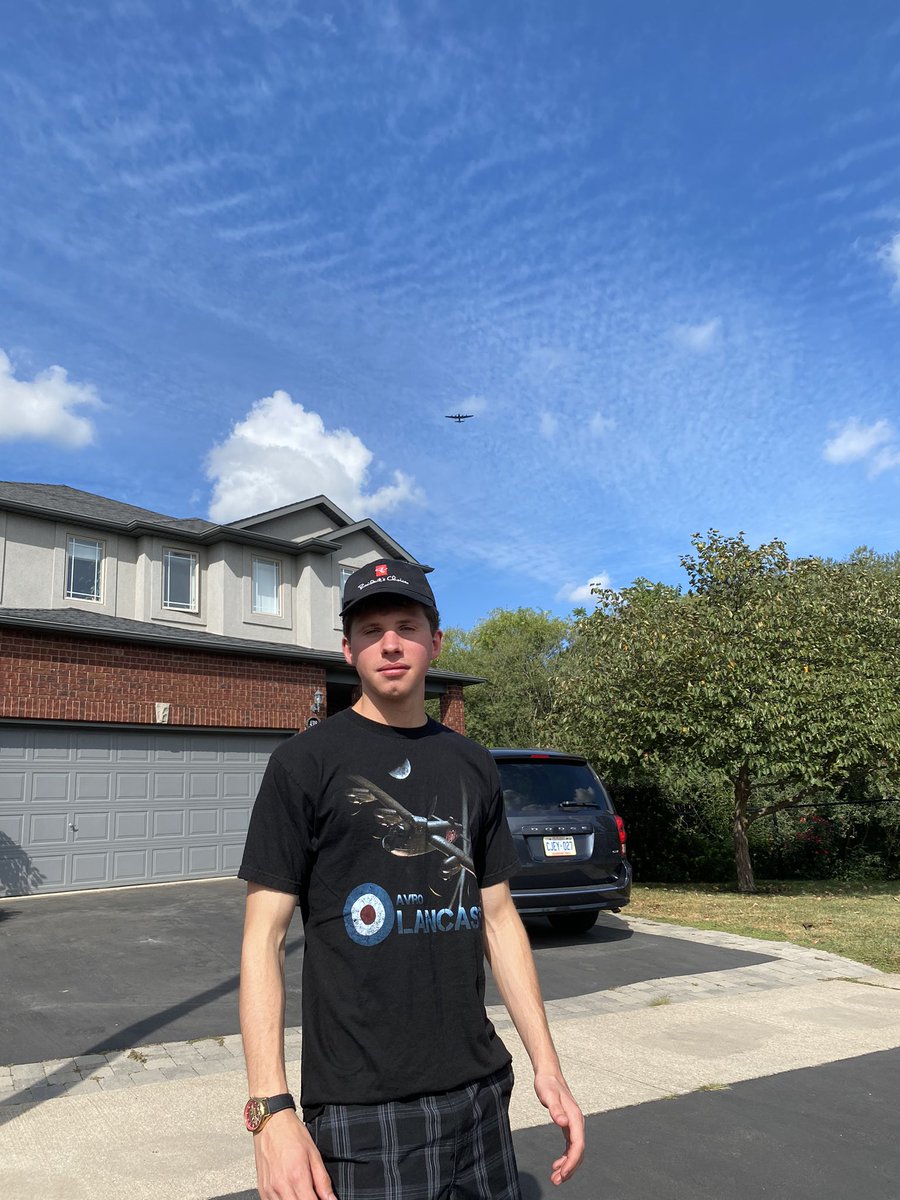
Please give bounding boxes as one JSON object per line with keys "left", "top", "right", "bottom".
{"left": 342, "top": 604, "right": 442, "bottom": 706}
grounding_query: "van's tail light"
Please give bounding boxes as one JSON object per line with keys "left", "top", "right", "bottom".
{"left": 615, "top": 815, "right": 627, "bottom": 856}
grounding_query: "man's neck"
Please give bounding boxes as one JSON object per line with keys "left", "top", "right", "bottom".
{"left": 352, "top": 694, "right": 428, "bottom": 728}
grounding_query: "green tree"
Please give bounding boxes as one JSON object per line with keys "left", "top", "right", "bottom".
{"left": 553, "top": 532, "right": 900, "bottom": 892}
{"left": 434, "top": 607, "right": 570, "bottom": 749}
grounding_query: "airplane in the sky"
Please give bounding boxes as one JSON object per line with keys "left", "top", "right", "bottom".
{"left": 348, "top": 774, "right": 475, "bottom": 879}
{"left": 445, "top": 413, "right": 474, "bottom": 423}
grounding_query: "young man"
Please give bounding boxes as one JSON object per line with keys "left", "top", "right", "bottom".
{"left": 238, "top": 560, "right": 584, "bottom": 1200}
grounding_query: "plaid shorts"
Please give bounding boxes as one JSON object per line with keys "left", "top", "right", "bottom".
{"left": 305, "top": 1064, "right": 522, "bottom": 1200}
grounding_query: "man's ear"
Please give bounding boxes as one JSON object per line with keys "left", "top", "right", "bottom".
{"left": 341, "top": 635, "right": 354, "bottom": 666}
{"left": 431, "top": 628, "right": 443, "bottom": 661}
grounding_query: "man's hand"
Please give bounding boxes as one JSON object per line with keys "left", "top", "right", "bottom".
{"left": 253, "top": 1112, "right": 337, "bottom": 1200}
{"left": 534, "top": 1070, "right": 585, "bottom": 1185}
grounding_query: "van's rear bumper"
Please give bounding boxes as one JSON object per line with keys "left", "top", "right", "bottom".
{"left": 509, "top": 866, "right": 632, "bottom": 916}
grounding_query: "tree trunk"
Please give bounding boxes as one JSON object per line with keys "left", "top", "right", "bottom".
{"left": 733, "top": 765, "right": 756, "bottom": 893}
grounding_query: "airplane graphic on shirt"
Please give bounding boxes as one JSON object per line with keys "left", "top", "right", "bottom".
{"left": 347, "top": 773, "right": 475, "bottom": 880}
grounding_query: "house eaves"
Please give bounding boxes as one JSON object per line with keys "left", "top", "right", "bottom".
{"left": 226, "top": 493, "right": 354, "bottom": 532}
{"left": 318, "top": 519, "right": 428, "bottom": 568}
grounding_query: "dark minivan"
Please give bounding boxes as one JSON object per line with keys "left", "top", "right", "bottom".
{"left": 491, "top": 749, "right": 631, "bottom": 935}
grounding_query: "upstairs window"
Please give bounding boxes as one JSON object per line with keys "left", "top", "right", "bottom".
{"left": 66, "top": 536, "right": 103, "bottom": 602}
{"left": 163, "top": 548, "right": 198, "bottom": 611}
{"left": 252, "top": 557, "right": 281, "bottom": 615}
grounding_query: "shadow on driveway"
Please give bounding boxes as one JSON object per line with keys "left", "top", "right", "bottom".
{"left": 1, "top": 877, "right": 774, "bottom": 1120}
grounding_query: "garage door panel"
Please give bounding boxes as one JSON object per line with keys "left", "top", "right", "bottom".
{"left": 29, "top": 853, "right": 66, "bottom": 886}
{"left": 31, "top": 772, "right": 68, "bottom": 802}
{"left": 75, "top": 812, "right": 111, "bottom": 840}
{"left": 153, "top": 810, "right": 185, "bottom": 838}
{"left": 115, "top": 811, "right": 149, "bottom": 839}
{"left": 153, "top": 773, "right": 186, "bottom": 800}
{"left": 115, "top": 735, "right": 151, "bottom": 761}
{"left": 222, "top": 843, "right": 245, "bottom": 870}
{"left": 189, "top": 809, "right": 218, "bottom": 835}
{"left": 223, "top": 772, "right": 253, "bottom": 799}
{"left": 116, "top": 773, "right": 150, "bottom": 800}
{"left": 0, "top": 813, "right": 24, "bottom": 841}
{"left": 152, "top": 847, "right": 184, "bottom": 875}
{"left": 113, "top": 850, "right": 147, "bottom": 880}
{"left": 0, "top": 772, "right": 26, "bottom": 801}
{"left": 189, "top": 773, "right": 219, "bottom": 799}
{"left": 154, "top": 741, "right": 186, "bottom": 761}
{"left": 0, "top": 726, "right": 287, "bottom": 895}
{"left": 71, "top": 851, "right": 109, "bottom": 883}
{"left": 75, "top": 732, "right": 113, "bottom": 761}
{"left": 223, "top": 807, "right": 250, "bottom": 834}
{"left": 30, "top": 812, "right": 69, "bottom": 845}
{"left": 75, "top": 773, "right": 111, "bottom": 801}
{"left": 0, "top": 731, "right": 27, "bottom": 760}
{"left": 188, "top": 845, "right": 218, "bottom": 873}
{"left": 189, "top": 747, "right": 219, "bottom": 763}
{"left": 32, "top": 731, "right": 69, "bottom": 759}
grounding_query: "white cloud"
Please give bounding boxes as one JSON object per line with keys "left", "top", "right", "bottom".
{"left": 878, "top": 232, "right": 900, "bottom": 293}
{"left": 870, "top": 446, "right": 900, "bottom": 475}
{"left": 206, "top": 390, "right": 424, "bottom": 522}
{"left": 0, "top": 349, "right": 100, "bottom": 447}
{"left": 588, "top": 411, "right": 615, "bottom": 436}
{"left": 671, "top": 318, "right": 722, "bottom": 353}
{"left": 823, "top": 417, "right": 894, "bottom": 464}
{"left": 556, "top": 573, "right": 613, "bottom": 605}
{"left": 538, "top": 410, "right": 558, "bottom": 438}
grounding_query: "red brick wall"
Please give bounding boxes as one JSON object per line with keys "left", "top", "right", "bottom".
{"left": 440, "top": 684, "right": 466, "bottom": 735}
{"left": 0, "top": 629, "right": 326, "bottom": 729}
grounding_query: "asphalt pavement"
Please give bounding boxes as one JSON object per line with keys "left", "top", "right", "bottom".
{"left": 2, "top": 878, "right": 899, "bottom": 1200}
{"left": 0, "top": 878, "right": 775, "bottom": 1064}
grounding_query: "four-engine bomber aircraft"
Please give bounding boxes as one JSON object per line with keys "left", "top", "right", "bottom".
{"left": 348, "top": 774, "right": 475, "bottom": 880}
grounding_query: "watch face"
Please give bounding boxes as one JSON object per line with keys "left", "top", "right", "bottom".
{"left": 244, "top": 1098, "right": 267, "bottom": 1132}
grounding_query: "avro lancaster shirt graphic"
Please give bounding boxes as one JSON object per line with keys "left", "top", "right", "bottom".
{"left": 342, "top": 762, "right": 481, "bottom": 944}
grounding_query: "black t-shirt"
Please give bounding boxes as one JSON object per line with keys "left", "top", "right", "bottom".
{"left": 238, "top": 708, "right": 520, "bottom": 1111}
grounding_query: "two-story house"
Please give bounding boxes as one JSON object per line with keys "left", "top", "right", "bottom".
{"left": 0, "top": 482, "right": 476, "bottom": 897}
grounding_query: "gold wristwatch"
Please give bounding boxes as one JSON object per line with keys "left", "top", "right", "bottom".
{"left": 243, "top": 1093, "right": 296, "bottom": 1133}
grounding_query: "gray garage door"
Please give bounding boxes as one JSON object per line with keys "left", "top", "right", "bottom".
{"left": 0, "top": 725, "right": 288, "bottom": 897}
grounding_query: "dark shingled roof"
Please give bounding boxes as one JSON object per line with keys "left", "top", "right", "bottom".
{"left": 0, "top": 609, "right": 482, "bottom": 687}
{"left": 0, "top": 482, "right": 341, "bottom": 556}
{"left": 0, "top": 482, "right": 215, "bottom": 535}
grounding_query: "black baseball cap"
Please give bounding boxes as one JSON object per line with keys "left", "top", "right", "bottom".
{"left": 340, "top": 559, "right": 436, "bottom": 619}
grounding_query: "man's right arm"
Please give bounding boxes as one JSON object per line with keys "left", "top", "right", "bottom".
{"left": 239, "top": 882, "right": 337, "bottom": 1200}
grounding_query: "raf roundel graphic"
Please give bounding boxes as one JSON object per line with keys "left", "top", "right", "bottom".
{"left": 343, "top": 883, "right": 395, "bottom": 946}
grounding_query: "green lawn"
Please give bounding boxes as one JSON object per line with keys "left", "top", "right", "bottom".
{"left": 626, "top": 880, "right": 900, "bottom": 973}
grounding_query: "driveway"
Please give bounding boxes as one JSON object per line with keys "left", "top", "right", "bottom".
{"left": 2, "top": 878, "right": 898, "bottom": 1200}
{"left": 0, "top": 877, "right": 775, "bottom": 1064}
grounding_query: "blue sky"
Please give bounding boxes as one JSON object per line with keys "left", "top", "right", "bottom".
{"left": 2, "top": 1, "right": 900, "bottom": 630}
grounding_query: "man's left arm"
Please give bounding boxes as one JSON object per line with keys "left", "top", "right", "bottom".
{"left": 481, "top": 881, "right": 585, "bottom": 1186}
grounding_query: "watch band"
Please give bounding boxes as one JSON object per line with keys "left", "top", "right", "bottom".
{"left": 244, "top": 1092, "right": 296, "bottom": 1133}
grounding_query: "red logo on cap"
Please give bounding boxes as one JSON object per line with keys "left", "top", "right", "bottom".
{"left": 375, "top": 563, "right": 388, "bottom": 577}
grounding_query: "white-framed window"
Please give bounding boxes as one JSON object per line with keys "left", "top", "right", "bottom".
{"left": 336, "top": 565, "right": 354, "bottom": 625}
{"left": 163, "top": 548, "right": 198, "bottom": 611}
{"left": 65, "top": 536, "right": 103, "bottom": 602}
{"left": 252, "top": 556, "right": 281, "bottom": 615}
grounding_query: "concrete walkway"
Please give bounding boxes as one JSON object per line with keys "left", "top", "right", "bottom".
{"left": 2, "top": 917, "right": 899, "bottom": 1199}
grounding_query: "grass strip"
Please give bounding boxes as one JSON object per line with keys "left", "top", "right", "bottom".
{"left": 626, "top": 880, "right": 900, "bottom": 973}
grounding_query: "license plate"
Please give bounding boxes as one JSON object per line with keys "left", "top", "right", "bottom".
{"left": 543, "top": 836, "right": 576, "bottom": 857}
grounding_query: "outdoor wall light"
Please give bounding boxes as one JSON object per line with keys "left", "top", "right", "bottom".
{"left": 313, "top": 689, "right": 323, "bottom": 713}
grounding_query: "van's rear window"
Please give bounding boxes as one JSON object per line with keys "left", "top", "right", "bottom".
{"left": 496, "top": 761, "right": 612, "bottom": 815}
